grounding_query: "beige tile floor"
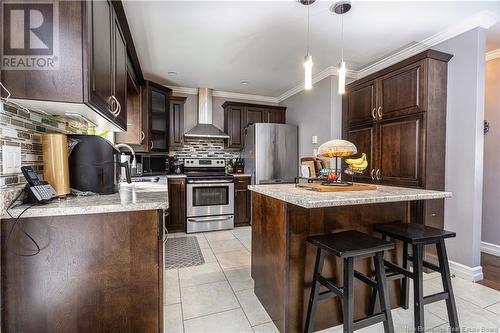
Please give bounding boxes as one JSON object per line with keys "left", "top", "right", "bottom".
{"left": 165, "top": 227, "right": 500, "bottom": 333}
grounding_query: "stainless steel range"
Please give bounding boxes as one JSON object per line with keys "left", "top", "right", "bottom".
{"left": 184, "top": 158, "right": 234, "bottom": 233}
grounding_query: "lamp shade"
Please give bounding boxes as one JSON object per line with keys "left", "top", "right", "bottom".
{"left": 317, "top": 139, "right": 357, "bottom": 158}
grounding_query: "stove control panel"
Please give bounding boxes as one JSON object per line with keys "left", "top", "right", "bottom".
{"left": 184, "top": 158, "right": 226, "bottom": 168}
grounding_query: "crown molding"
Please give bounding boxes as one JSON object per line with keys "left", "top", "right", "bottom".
{"left": 169, "top": 11, "right": 499, "bottom": 104}
{"left": 168, "top": 86, "right": 199, "bottom": 95}
{"left": 167, "top": 86, "right": 279, "bottom": 104}
{"left": 277, "top": 66, "right": 359, "bottom": 102}
{"left": 486, "top": 48, "right": 500, "bottom": 61}
{"left": 357, "top": 11, "right": 499, "bottom": 79}
{"left": 211, "top": 90, "right": 279, "bottom": 104}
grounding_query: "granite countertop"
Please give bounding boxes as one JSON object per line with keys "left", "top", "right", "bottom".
{"left": 248, "top": 184, "right": 452, "bottom": 209}
{"left": 4, "top": 181, "right": 169, "bottom": 219}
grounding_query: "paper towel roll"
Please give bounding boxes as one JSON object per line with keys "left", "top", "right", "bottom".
{"left": 42, "top": 134, "right": 70, "bottom": 196}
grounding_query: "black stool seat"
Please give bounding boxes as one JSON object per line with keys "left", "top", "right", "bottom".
{"left": 307, "top": 230, "right": 394, "bottom": 258}
{"left": 370, "top": 223, "right": 459, "bottom": 333}
{"left": 304, "top": 230, "right": 395, "bottom": 333}
{"left": 373, "top": 223, "right": 456, "bottom": 244}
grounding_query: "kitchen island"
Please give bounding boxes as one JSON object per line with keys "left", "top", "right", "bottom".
{"left": 248, "top": 184, "right": 452, "bottom": 333}
{"left": 1, "top": 182, "right": 168, "bottom": 333}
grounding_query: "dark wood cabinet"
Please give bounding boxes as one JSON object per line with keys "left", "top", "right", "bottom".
{"left": 1, "top": 0, "right": 138, "bottom": 131}
{"left": 2, "top": 210, "right": 164, "bottom": 332}
{"left": 115, "top": 58, "right": 144, "bottom": 145}
{"left": 246, "top": 107, "right": 266, "bottom": 125}
{"left": 166, "top": 178, "right": 186, "bottom": 233}
{"left": 342, "top": 49, "right": 452, "bottom": 229}
{"left": 169, "top": 96, "right": 186, "bottom": 148}
{"left": 377, "top": 114, "right": 424, "bottom": 187}
{"left": 88, "top": 0, "right": 113, "bottom": 117}
{"left": 225, "top": 104, "right": 245, "bottom": 148}
{"left": 378, "top": 61, "right": 425, "bottom": 120}
{"left": 345, "top": 124, "right": 375, "bottom": 182}
{"left": 145, "top": 81, "right": 172, "bottom": 152}
{"left": 267, "top": 109, "right": 286, "bottom": 123}
{"left": 344, "top": 81, "right": 377, "bottom": 126}
{"left": 112, "top": 14, "right": 128, "bottom": 127}
{"left": 234, "top": 176, "right": 251, "bottom": 226}
{"left": 223, "top": 102, "right": 286, "bottom": 148}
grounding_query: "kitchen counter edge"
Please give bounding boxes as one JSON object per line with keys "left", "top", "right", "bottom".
{"left": 248, "top": 184, "right": 452, "bottom": 209}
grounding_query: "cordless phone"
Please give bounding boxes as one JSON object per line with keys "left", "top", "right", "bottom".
{"left": 20, "top": 166, "right": 58, "bottom": 203}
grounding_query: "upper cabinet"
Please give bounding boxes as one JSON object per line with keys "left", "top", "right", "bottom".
{"left": 343, "top": 81, "right": 377, "bottom": 127}
{"left": 378, "top": 61, "right": 425, "bottom": 120}
{"left": 115, "top": 58, "right": 143, "bottom": 145}
{"left": 147, "top": 82, "right": 172, "bottom": 152}
{"left": 342, "top": 49, "right": 452, "bottom": 189}
{"left": 223, "top": 102, "right": 286, "bottom": 148}
{"left": 1, "top": 0, "right": 140, "bottom": 131}
{"left": 169, "top": 96, "right": 187, "bottom": 148}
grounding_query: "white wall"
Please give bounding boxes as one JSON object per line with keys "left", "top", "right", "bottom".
{"left": 280, "top": 76, "right": 346, "bottom": 158}
{"left": 482, "top": 57, "right": 500, "bottom": 247}
{"left": 281, "top": 77, "right": 334, "bottom": 158}
{"left": 433, "top": 27, "right": 486, "bottom": 271}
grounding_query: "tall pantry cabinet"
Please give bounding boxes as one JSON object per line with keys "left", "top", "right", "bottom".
{"left": 342, "top": 49, "right": 453, "bottom": 229}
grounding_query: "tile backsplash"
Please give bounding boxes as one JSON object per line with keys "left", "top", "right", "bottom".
{"left": 0, "top": 101, "right": 89, "bottom": 211}
{"left": 169, "top": 138, "right": 242, "bottom": 160}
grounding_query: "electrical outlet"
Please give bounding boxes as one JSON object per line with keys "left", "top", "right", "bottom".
{"left": 2, "top": 146, "right": 21, "bottom": 174}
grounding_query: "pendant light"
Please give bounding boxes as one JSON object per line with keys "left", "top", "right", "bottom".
{"left": 301, "top": 0, "right": 315, "bottom": 90}
{"left": 331, "top": 1, "right": 351, "bottom": 94}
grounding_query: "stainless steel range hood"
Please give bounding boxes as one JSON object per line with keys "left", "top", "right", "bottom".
{"left": 184, "top": 88, "right": 229, "bottom": 139}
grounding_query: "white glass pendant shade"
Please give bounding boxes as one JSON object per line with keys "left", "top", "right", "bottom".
{"left": 304, "top": 54, "right": 313, "bottom": 90}
{"left": 338, "top": 60, "right": 346, "bottom": 94}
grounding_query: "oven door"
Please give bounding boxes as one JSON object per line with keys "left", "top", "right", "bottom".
{"left": 186, "top": 180, "right": 234, "bottom": 217}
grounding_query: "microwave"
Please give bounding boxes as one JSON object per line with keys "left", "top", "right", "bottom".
{"left": 140, "top": 155, "right": 170, "bottom": 175}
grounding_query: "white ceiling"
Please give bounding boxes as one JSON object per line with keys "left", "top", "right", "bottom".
{"left": 123, "top": 1, "right": 500, "bottom": 97}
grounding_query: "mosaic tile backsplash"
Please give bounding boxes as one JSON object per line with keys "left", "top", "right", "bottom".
{"left": 0, "top": 101, "right": 89, "bottom": 212}
{"left": 169, "top": 138, "right": 242, "bottom": 160}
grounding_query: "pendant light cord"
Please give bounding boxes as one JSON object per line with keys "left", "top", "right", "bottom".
{"left": 341, "top": 13, "right": 344, "bottom": 62}
{"left": 306, "top": 4, "right": 310, "bottom": 56}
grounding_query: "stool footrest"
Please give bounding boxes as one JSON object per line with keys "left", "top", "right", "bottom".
{"left": 353, "top": 312, "right": 387, "bottom": 331}
{"left": 318, "top": 290, "right": 336, "bottom": 301}
{"left": 408, "top": 256, "right": 441, "bottom": 273}
{"left": 384, "top": 260, "right": 412, "bottom": 278}
{"left": 423, "top": 291, "right": 449, "bottom": 305}
{"left": 386, "top": 272, "right": 406, "bottom": 281}
{"left": 317, "top": 275, "right": 344, "bottom": 297}
{"left": 354, "top": 270, "right": 377, "bottom": 288}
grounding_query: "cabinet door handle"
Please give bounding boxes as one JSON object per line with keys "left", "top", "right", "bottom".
{"left": 371, "top": 108, "right": 376, "bottom": 120}
{"left": 377, "top": 106, "right": 383, "bottom": 119}
{"left": 115, "top": 98, "right": 121, "bottom": 117}
{"left": 376, "top": 169, "right": 381, "bottom": 181}
{"left": 111, "top": 95, "right": 122, "bottom": 118}
{"left": 150, "top": 140, "right": 154, "bottom": 150}
{"left": 370, "top": 169, "right": 375, "bottom": 180}
{"left": 140, "top": 130, "right": 145, "bottom": 142}
{"left": 109, "top": 96, "right": 116, "bottom": 115}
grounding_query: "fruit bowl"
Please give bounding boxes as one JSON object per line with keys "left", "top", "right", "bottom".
{"left": 317, "top": 140, "right": 357, "bottom": 159}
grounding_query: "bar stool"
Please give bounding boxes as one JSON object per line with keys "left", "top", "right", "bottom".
{"left": 370, "top": 223, "right": 459, "bottom": 333}
{"left": 304, "top": 230, "right": 395, "bottom": 333}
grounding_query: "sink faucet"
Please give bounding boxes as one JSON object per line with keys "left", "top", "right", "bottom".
{"left": 115, "top": 143, "right": 137, "bottom": 169}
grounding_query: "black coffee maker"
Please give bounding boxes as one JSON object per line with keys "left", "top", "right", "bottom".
{"left": 68, "top": 135, "right": 131, "bottom": 195}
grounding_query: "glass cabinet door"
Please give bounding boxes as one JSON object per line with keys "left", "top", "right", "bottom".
{"left": 149, "top": 86, "right": 169, "bottom": 151}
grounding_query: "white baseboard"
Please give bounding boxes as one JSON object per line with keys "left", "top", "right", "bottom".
{"left": 481, "top": 241, "right": 500, "bottom": 257}
{"left": 425, "top": 253, "right": 484, "bottom": 282}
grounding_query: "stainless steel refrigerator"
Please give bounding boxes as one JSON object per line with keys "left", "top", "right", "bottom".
{"left": 242, "top": 123, "right": 298, "bottom": 184}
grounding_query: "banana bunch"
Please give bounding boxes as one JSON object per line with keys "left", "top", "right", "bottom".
{"left": 345, "top": 153, "right": 368, "bottom": 172}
